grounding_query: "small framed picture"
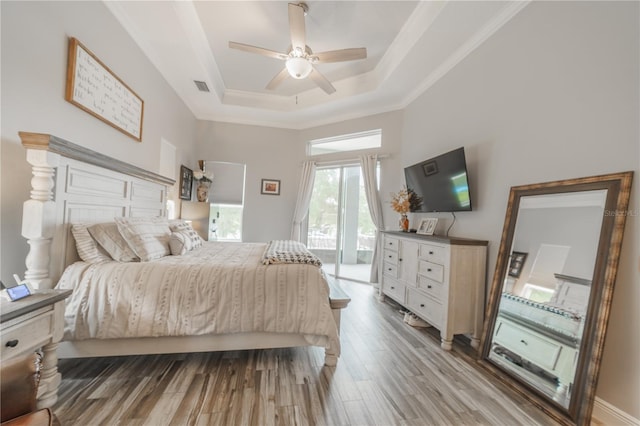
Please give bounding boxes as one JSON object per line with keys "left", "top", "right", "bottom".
{"left": 261, "top": 179, "right": 280, "bottom": 195}
{"left": 417, "top": 218, "right": 438, "bottom": 235}
{"left": 508, "top": 251, "right": 528, "bottom": 278}
{"left": 179, "top": 165, "right": 193, "bottom": 200}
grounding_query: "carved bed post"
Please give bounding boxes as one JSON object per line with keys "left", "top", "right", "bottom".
{"left": 20, "top": 135, "right": 60, "bottom": 290}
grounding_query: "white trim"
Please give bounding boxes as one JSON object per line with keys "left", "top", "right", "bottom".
{"left": 314, "top": 154, "right": 389, "bottom": 169}
{"left": 592, "top": 397, "right": 640, "bottom": 426}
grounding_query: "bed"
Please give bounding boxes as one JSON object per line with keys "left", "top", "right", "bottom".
{"left": 18, "top": 132, "right": 350, "bottom": 406}
{"left": 490, "top": 277, "right": 588, "bottom": 401}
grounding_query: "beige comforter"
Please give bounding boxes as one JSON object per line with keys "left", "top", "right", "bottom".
{"left": 57, "top": 242, "right": 338, "bottom": 353}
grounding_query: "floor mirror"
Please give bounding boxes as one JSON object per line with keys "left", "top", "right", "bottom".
{"left": 479, "top": 171, "right": 633, "bottom": 426}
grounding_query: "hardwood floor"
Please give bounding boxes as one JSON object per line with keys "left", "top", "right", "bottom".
{"left": 54, "top": 280, "right": 558, "bottom": 425}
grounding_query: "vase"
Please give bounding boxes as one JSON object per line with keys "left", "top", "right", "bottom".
{"left": 196, "top": 181, "right": 210, "bottom": 202}
{"left": 400, "top": 214, "right": 409, "bottom": 232}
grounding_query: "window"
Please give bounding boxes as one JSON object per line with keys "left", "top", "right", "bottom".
{"left": 308, "top": 129, "right": 382, "bottom": 156}
{"left": 204, "top": 161, "right": 246, "bottom": 242}
{"left": 521, "top": 283, "right": 554, "bottom": 303}
{"left": 209, "top": 204, "right": 243, "bottom": 242}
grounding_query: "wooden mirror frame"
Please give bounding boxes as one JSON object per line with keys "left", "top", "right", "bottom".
{"left": 478, "top": 171, "right": 633, "bottom": 426}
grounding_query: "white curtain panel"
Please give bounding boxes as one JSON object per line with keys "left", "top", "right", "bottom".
{"left": 290, "top": 161, "right": 316, "bottom": 241}
{"left": 360, "top": 154, "right": 384, "bottom": 283}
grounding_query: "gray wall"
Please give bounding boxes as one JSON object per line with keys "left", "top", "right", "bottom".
{"left": 194, "top": 121, "right": 301, "bottom": 242}
{"left": 400, "top": 1, "right": 639, "bottom": 418}
{"left": 0, "top": 1, "right": 198, "bottom": 285}
{"left": 1, "top": 0, "right": 637, "bottom": 420}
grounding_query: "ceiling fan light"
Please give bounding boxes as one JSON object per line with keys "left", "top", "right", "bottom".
{"left": 286, "top": 57, "right": 312, "bottom": 79}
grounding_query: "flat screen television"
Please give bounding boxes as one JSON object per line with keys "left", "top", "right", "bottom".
{"left": 404, "top": 147, "right": 472, "bottom": 212}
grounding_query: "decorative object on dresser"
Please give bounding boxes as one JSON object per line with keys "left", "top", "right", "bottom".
{"left": 416, "top": 217, "right": 438, "bottom": 235}
{"left": 261, "top": 178, "right": 281, "bottom": 195}
{"left": 378, "top": 231, "right": 488, "bottom": 350}
{"left": 179, "top": 165, "right": 193, "bottom": 200}
{"left": 65, "top": 37, "right": 144, "bottom": 141}
{"left": 390, "top": 186, "right": 422, "bottom": 232}
{"left": 1, "top": 289, "right": 72, "bottom": 409}
{"left": 17, "top": 132, "right": 350, "bottom": 370}
{"left": 479, "top": 172, "right": 633, "bottom": 426}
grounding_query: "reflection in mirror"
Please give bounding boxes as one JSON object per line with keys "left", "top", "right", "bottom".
{"left": 479, "top": 172, "right": 633, "bottom": 426}
{"left": 488, "top": 190, "right": 606, "bottom": 408}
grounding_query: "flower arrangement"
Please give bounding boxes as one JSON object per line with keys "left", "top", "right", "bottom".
{"left": 390, "top": 186, "right": 422, "bottom": 214}
{"left": 193, "top": 169, "right": 214, "bottom": 183}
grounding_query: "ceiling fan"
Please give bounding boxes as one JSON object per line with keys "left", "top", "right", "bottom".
{"left": 228, "top": 2, "right": 367, "bottom": 95}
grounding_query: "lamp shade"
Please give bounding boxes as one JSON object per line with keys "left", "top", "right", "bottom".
{"left": 286, "top": 57, "right": 312, "bottom": 79}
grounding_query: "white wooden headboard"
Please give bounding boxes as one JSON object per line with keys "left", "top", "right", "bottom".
{"left": 19, "top": 132, "right": 175, "bottom": 290}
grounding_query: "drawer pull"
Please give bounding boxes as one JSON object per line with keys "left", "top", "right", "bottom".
{"left": 390, "top": 286, "right": 395, "bottom": 290}
{"left": 388, "top": 255, "right": 392, "bottom": 258}
{"left": 520, "top": 339, "right": 528, "bottom": 346}
{"left": 429, "top": 251, "right": 434, "bottom": 255}
{"left": 427, "top": 268, "right": 432, "bottom": 272}
{"left": 399, "top": 258, "right": 403, "bottom": 262}
{"left": 427, "top": 285, "right": 432, "bottom": 289}
{"left": 6, "top": 339, "right": 19, "bottom": 348}
{"left": 388, "top": 268, "right": 392, "bottom": 271}
{"left": 420, "top": 304, "right": 425, "bottom": 308}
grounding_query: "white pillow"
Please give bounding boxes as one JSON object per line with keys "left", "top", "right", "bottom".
{"left": 169, "top": 232, "right": 190, "bottom": 256}
{"left": 88, "top": 222, "right": 139, "bottom": 262}
{"left": 115, "top": 217, "right": 171, "bottom": 261}
{"left": 168, "top": 221, "right": 204, "bottom": 255}
{"left": 71, "top": 223, "right": 112, "bottom": 263}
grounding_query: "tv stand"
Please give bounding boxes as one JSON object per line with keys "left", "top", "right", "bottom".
{"left": 378, "top": 231, "right": 488, "bottom": 350}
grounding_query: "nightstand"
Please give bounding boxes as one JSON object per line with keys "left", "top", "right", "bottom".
{"left": 1, "top": 289, "right": 72, "bottom": 408}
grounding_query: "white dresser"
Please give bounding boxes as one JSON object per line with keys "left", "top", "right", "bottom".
{"left": 379, "top": 231, "right": 487, "bottom": 350}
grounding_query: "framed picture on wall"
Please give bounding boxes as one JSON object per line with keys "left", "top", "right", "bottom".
{"left": 261, "top": 179, "right": 281, "bottom": 195}
{"left": 508, "top": 251, "right": 528, "bottom": 278}
{"left": 180, "top": 165, "right": 193, "bottom": 200}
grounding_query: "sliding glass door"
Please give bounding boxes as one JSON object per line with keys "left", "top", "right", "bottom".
{"left": 306, "top": 164, "right": 376, "bottom": 283}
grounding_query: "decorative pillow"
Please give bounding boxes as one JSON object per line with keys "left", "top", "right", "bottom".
{"left": 168, "top": 221, "right": 204, "bottom": 255}
{"left": 169, "top": 232, "right": 190, "bottom": 256}
{"left": 71, "top": 223, "right": 112, "bottom": 263}
{"left": 168, "top": 219, "right": 187, "bottom": 229}
{"left": 88, "top": 222, "right": 139, "bottom": 262}
{"left": 115, "top": 217, "right": 171, "bottom": 261}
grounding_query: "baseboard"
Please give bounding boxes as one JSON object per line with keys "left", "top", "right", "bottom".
{"left": 592, "top": 397, "right": 640, "bottom": 426}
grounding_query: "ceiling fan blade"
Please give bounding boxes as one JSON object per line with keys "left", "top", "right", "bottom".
{"left": 266, "top": 68, "right": 290, "bottom": 90}
{"left": 288, "top": 3, "right": 306, "bottom": 52}
{"left": 229, "top": 41, "right": 288, "bottom": 60}
{"left": 314, "top": 48, "right": 367, "bottom": 63}
{"left": 309, "top": 67, "right": 336, "bottom": 95}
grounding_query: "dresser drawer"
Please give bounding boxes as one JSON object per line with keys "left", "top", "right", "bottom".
{"left": 407, "top": 288, "right": 442, "bottom": 328}
{"left": 419, "top": 243, "right": 447, "bottom": 264}
{"left": 493, "top": 317, "right": 563, "bottom": 372}
{"left": 384, "top": 237, "right": 399, "bottom": 252}
{"left": 1, "top": 310, "right": 54, "bottom": 358}
{"left": 382, "top": 279, "right": 406, "bottom": 303}
{"left": 417, "top": 275, "right": 444, "bottom": 301}
{"left": 383, "top": 249, "right": 398, "bottom": 264}
{"left": 383, "top": 262, "right": 398, "bottom": 278}
{"left": 418, "top": 260, "right": 444, "bottom": 283}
